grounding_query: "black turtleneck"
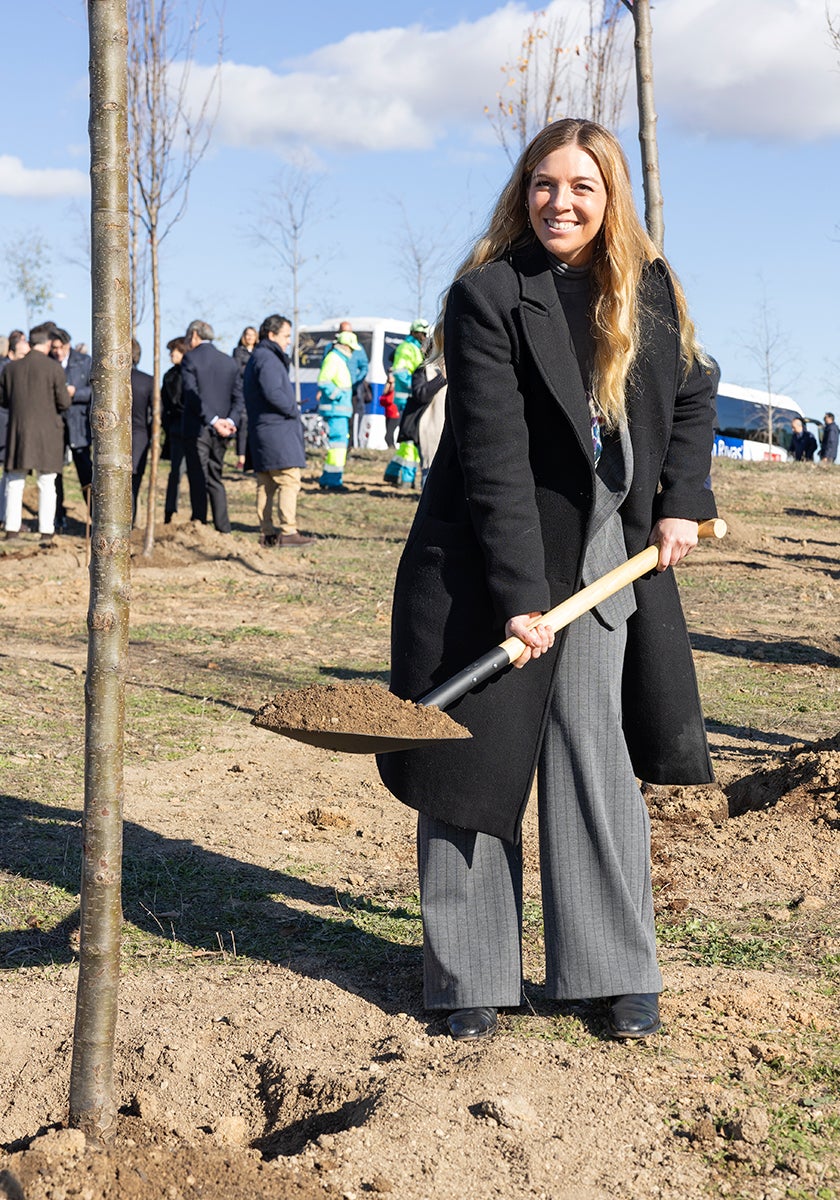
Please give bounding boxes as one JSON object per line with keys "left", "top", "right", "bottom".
{"left": 549, "top": 256, "right": 594, "bottom": 390}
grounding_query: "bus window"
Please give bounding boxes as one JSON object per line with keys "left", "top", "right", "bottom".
{"left": 297, "top": 330, "right": 334, "bottom": 371}
{"left": 383, "top": 330, "right": 406, "bottom": 373}
{"left": 714, "top": 386, "right": 806, "bottom": 461}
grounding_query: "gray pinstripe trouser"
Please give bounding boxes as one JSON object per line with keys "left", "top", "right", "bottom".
{"left": 417, "top": 608, "right": 663, "bottom": 1009}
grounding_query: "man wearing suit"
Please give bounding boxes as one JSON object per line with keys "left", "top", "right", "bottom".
{"left": 1, "top": 324, "right": 71, "bottom": 543}
{"left": 130, "top": 338, "right": 154, "bottom": 525}
{"left": 181, "top": 319, "right": 244, "bottom": 533}
{"left": 50, "top": 327, "right": 93, "bottom": 531}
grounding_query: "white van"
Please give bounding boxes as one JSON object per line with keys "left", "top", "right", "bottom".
{"left": 713, "top": 383, "right": 820, "bottom": 462}
{"left": 293, "top": 317, "right": 412, "bottom": 450}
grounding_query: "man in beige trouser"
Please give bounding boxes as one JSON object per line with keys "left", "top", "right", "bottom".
{"left": 257, "top": 465, "right": 304, "bottom": 542}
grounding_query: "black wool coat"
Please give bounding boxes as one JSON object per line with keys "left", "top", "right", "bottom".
{"left": 377, "top": 244, "right": 718, "bottom": 844}
{"left": 130, "top": 367, "right": 154, "bottom": 472}
{"left": 62, "top": 347, "right": 93, "bottom": 450}
{"left": 1, "top": 350, "right": 71, "bottom": 473}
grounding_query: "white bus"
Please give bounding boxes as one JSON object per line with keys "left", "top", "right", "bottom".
{"left": 293, "top": 317, "right": 412, "bottom": 450}
{"left": 713, "top": 382, "right": 820, "bottom": 462}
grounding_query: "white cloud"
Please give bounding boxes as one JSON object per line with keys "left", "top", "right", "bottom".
{"left": 653, "top": 0, "right": 840, "bottom": 139}
{"left": 194, "top": 2, "right": 591, "bottom": 154}
{"left": 0, "top": 155, "right": 88, "bottom": 198}
{"left": 184, "top": 0, "right": 840, "bottom": 155}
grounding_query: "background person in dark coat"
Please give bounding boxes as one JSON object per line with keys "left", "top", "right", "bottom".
{"left": 50, "top": 327, "right": 93, "bottom": 530}
{"left": 0, "top": 331, "right": 29, "bottom": 528}
{"left": 820, "top": 412, "right": 838, "bottom": 464}
{"left": 130, "top": 338, "right": 154, "bottom": 525}
{"left": 181, "top": 318, "right": 243, "bottom": 533}
{"left": 232, "top": 326, "right": 257, "bottom": 470}
{"left": 161, "top": 336, "right": 186, "bottom": 523}
{"left": 377, "top": 119, "right": 717, "bottom": 1044}
{"left": 790, "top": 418, "right": 816, "bottom": 462}
{"left": 243, "top": 314, "right": 312, "bottom": 547}
{"left": 1, "top": 325, "right": 71, "bottom": 541}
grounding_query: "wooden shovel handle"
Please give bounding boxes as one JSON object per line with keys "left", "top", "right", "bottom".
{"left": 497, "top": 517, "right": 727, "bottom": 658}
{"left": 418, "top": 518, "right": 726, "bottom": 712}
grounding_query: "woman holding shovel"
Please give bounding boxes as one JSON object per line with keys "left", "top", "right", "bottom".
{"left": 377, "top": 119, "right": 718, "bottom": 1041}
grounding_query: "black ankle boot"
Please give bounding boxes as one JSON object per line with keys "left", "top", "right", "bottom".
{"left": 607, "top": 993, "right": 661, "bottom": 1039}
{"left": 446, "top": 1007, "right": 498, "bottom": 1040}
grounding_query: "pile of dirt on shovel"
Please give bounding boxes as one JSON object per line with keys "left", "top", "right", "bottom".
{"left": 252, "top": 682, "right": 469, "bottom": 740}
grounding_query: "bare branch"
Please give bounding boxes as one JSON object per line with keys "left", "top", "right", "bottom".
{"left": 391, "top": 198, "right": 451, "bottom": 319}
{"left": 485, "top": 3, "right": 631, "bottom": 164}
{"left": 3, "top": 230, "right": 53, "bottom": 328}
{"left": 250, "top": 166, "right": 321, "bottom": 405}
{"left": 743, "top": 286, "right": 798, "bottom": 446}
{"left": 126, "top": 0, "right": 222, "bottom": 556}
{"left": 828, "top": 5, "right": 840, "bottom": 50}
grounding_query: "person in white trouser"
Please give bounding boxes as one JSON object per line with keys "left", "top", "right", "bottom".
{"left": 0, "top": 324, "right": 71, "bottom": 544}
{"left": 0, "top": 331, "right": 30, "bottom": 528}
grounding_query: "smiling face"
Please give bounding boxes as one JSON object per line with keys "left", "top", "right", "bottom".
{"left": 527, "top": 143, "right": 607, "bottom": 267}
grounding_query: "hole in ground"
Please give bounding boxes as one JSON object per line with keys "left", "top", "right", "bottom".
{"left": 254, "top": 1063, "right": 383, "bottom": 1158}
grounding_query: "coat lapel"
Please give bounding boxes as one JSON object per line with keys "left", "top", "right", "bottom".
{"left": 514, "top": 244, "right": 594, "bottom": 466}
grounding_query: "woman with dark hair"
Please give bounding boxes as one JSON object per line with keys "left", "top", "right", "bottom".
{"left": 377, "top": 119, "right": 718, "bottom": 1042}
{"left": 162, "top": 336, "right": 187, "bottom": 523}
{"left": 232, "top": 326, "right": 258, "bottom": 470}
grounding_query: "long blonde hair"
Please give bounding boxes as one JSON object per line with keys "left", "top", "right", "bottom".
{"left": 437, "top": 119, "right": 703, "bottom": 431}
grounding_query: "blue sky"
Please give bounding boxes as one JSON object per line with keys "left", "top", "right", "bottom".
{"left": 1, "top": 0, "right": 839, "bottom": 416}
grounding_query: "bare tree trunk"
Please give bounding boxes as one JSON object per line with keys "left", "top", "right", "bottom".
{"left": 70, "top": 0, "right": 132, "bottom": 1143}
{"left": 127, "top": 0, "right": 220, "bottom": 556}
{"left": 623, "top": 0, "right": 664, "bottom": 250}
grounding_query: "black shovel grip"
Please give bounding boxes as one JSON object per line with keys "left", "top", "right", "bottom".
{"left": 418, "top": 643, "right": 515, "bottom": 712}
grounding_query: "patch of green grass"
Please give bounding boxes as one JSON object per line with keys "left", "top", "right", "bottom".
{"left": 764, "top": 1038, "right": 840, "bottom": 1105}
{"left": 222, "top": 625, "right": 290, "bottom": 642}
{"left": 657, "top": 915, "right": 788, "bottom": 969}
{"left": 113, "top": 840, "right": 424, "bottom": 975}
{"left": 785, "top": 1187, "right": 838, "bottom": 1200}
{"left": 132, "top": 623, "right": 216, "bottom": 645}
{"left": 768, "top": 1103, "right": 840, "bottom": 1165}
{"left": 694, "top": 657, "right": 840, "bottom": 739}
{"left": 335, "top": 890, "right": 423, "bottom": 947}
{"left": 505, "top": 1011, "right": 594, "bottom": 1046}
{"left": 816, "top": 953, "right": 840, "bottom": 981}
{"left": 0, "top": 874, "right": 80, "bottom": 967}
{"left": 521, "top": 897, "right": 546, "bottom": 974}
{"left": 279, "top": 861, "right": 321, "bottom": 879}
{"left": 268, "top": 897, "right": 423, "bottom": 978}
{"left": 0, "top": 876, "right": 77, "bottom": 928}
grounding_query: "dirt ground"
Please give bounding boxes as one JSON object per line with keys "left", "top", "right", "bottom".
{"left": 0, "top": 454, "right": 838, "bottom": 1200}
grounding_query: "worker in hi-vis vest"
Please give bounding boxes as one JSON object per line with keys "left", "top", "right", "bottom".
{"left": 316, "top": 330, "right": 356, "bottom": 490}
{"left": 383, "top": 320, "right": 429, "bottom": 488}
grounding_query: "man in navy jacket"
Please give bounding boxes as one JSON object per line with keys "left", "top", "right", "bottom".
{"left": 181, "top": 319, "right": 243, "bottom": 533}
{"left": 243, "top": 314, "right": 312, "bottom": 547}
